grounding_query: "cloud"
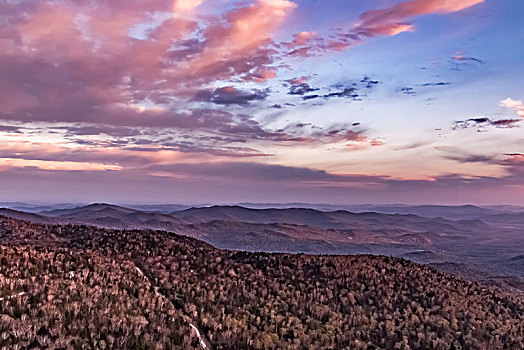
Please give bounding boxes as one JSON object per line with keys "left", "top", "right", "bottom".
{"left": 452, "top": 53, "right": 483, "bottom": 63}
{"left": 398, "top": 82, "right": 450, "bottom": 96}
{"left": 360, "top": 76, "right": 380, "bottom": 89}
{"left": 393, "top": 141, "right": 432, "bottom": 151}
{"left": 1, "top": 155, "right": 523, "bottom": 204}
{"left": 490, "top": 119, "right": 522, "bottom": 128}
{"left": 0, "top": 0, "right": 296, "bottom": 123}
{"left": 286, "top": 0, "right": 484, "bottom": 57}
{"left": 1, "top": 0, "right": 356, "bottom": 166}
{"left": 400, "top": 87, "right": 416, "bottom": 95}
{"left": 287, "top": 83, "right": 319, "bottom": 96}
{"left": 369, "top": 139, "right": 385, "bottom": 147}
{"left": 194, "top": 86, "right": 269, "bottom": 106}
{"left": 0, "top": 158, "right": 121, "bottom": 172}
{"left": 0, "top": 0, "right": 484, "bottom": 159}
{"left": 4, "top": 0, "right": 515, "bottom": 205}
{"left": 446, "top": 154, "right": 495, "bottom": 164}
{"left": 315, "top": 128, "right": 368, "bottom": 144}
{"left": 285, "top": 77, "right": 378, "bottom": 104}
{"left": 286, "top": 76, "right": 310, "bottom": 85}
{"left": 292, "top": 31, "right": 317, "bottom": 46}
{"left": 0, "top": 126, "right": 23, "bottom": 134}
{"left": 302, "top": 94, "right": 320, "bottom": 101}
{"left": 324, "top": 87, "right": 359, "bottom": 99}
{"left": 453, "top": 117, "right": 522, "bottom": 130}
{"left": 354, "top": 0, "right": 484, "bottom": 37}
{"left": 419, "top": 82, "right": 452, "bottom": 87}
{"left": 501, "top": 154, "right": 524, "bottom": 166}
{"left": 187, "top": 0, "right": 296, "bottom": 81}
{"left": 173, "top": 0, "right": 206, "bottom": 13}
{"left": 147, "top": 161, "right": 388, "bottom": 184}
{"left": 500, "top": 98, "right": 524, "bottom": 117}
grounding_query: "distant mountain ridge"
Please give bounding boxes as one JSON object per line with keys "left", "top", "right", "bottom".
{"left": 3, "top": 201, "right": 522, "bottom": 218}
{"left": 237, "top": 203, "right": 515, "bottom": 220}
{"left": 482, "top": 212, "right": 524, "bottom": 225}
{"left": 32, "top": 203, "right": 493, "bottom": 243}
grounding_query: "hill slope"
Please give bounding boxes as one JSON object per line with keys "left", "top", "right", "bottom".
{"left": 0, "top": 215, "right": 523, "bottom": 349}
{"left": 0, "top": 245, "right": 203, "bottom": 349}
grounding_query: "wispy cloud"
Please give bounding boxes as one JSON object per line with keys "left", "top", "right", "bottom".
{"left": 285, "top": 0, "right": 485, "bottom": 56}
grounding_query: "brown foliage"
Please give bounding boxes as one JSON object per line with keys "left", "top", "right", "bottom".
{"left": 0, "top": 215, "right": 523, "bottom": 349}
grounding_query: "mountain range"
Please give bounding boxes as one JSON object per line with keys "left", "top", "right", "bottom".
{"left": 1, "top": 202, "right": 523, "bottom": 292}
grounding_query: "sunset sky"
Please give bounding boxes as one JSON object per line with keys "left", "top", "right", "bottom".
{"left": 0, "top": 0, "right": 523, "bottom": 204}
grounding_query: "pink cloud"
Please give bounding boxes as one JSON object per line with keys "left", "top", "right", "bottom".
{"left": 188, "top": 0, "right": 296, "bottom": 80}
{"left": 355, "top": 0, "right": 485, "bottom": 36}
{"left": 173, "top": 0, "right": 206, "bottom": 13}
{"left": 287, "top": 76, "right": 310, "bottom": 85}
{"left": 370, "top": 139, "right": 385, "bottom": 147}
{"left": 0, "top": 0, "right": 492, "bottom": 181}
{"left": 502, "top": 154, "right": 524, "bottom": 166}
{"left": 293, "top": 31, "right": 317, "bottom": 46}
{"left": 287, "top": 0, "right": 484, "bottom": 57}
{"left": 246, "top": 69, "right": 277, "bottom": 83}
{"left": 2, "top": 0, "right": 483, "bottom": 125}
{"left": 1, "top": 0, "right": 296, "bottom": 130}
{"left": 500, "top": 98, "right": 524, "bottom": 117}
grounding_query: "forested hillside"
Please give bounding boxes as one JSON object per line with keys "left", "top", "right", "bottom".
{"left": 1, "top": 216, "right": 523, "bottom": 349}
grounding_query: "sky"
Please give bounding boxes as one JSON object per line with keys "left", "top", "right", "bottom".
{"left": 0, "top": 0, "right": 523, "bottom": 205}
